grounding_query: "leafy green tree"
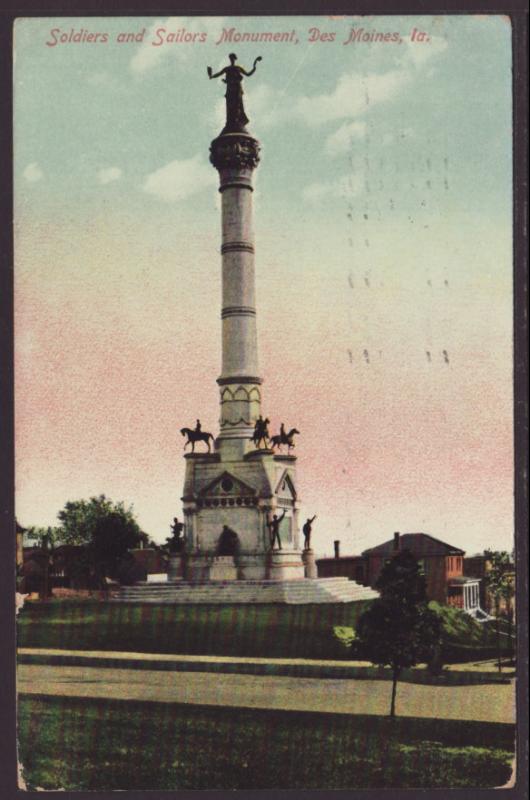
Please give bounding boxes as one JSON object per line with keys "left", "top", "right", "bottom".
{"left": 22, "top": 526, "right": 62, "bottom": 599}
{"left": 57, "top": 495, "right": 146, "bottom": 585}
{"left": 484, "top": 550, "right": 515, "bottom": 671}
{"left": 356, "top": 549, "right": 442, "bottom": 718}
{"left": 24, "top": 526, "right": 62, "bottom": 548}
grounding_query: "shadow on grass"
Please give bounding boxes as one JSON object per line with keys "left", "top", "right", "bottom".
{"left": 17, "top": 652, "right": 513, "bottom": 685}
{"left": 18, "top": 694, "right": 515, "bottom": 791}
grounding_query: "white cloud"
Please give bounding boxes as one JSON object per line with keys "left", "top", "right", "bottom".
{"left": 325, "top": 120, "right": 367, "bottom": 156}
{"left": 98, "top": 167, "right": 122, "bottom": 185}
{"left": 296, "top": 70, "right": 409, "bottom": 127}
{"left": 296, "top": 35, "right": 447, "bottom": 158}
{"left": 130, "top": 17, "right": 223, "bottom": 74}
{"left": 23, "top": 162, "right": 43, "bottom": 183}
{"left": 401, "top": 34, "right": 448, "bottom": 68}
{"left": 143, "top": 155, "right": 215, "bottom": 202}
{"left": 245, "top": 83, "right": 286, "bottom": 129}
{"left": 302, "top": 175, "right": 363, "bottom": 204}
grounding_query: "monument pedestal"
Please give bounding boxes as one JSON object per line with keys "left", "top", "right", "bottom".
{"left": 209, "top": 555, "right": 237, "bottom": 581}
{"left": 268, "top": 549, "right": 305, "bottom": 581}
{"left": 185, "top": 553, "right": 211, "bottom": 581}
{"left": 168, "top": 553, "right": 185, "bottom": 581}
{"left": 302, "top": 548, "right": 317, "bottom": 579}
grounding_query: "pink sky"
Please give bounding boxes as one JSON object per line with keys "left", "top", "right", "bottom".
{"left": 15, "top": 205, "right": 513, "bottom": 557}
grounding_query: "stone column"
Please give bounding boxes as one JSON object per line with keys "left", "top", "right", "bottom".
{"left": 168, "top": 553, "right": 185, "bottom": 581}
{"left": 302, "top": 548, "right": 317, "bottom": 579}
{"left": 210, "top": 133, "right": 261, "bottom": 458}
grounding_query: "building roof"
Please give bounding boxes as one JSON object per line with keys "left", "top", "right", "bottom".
{"left": 315, "top": 555, "right": 364, "bottom": 564}
{"left": 362, "top": 533, "right": 465, "bottom": 558}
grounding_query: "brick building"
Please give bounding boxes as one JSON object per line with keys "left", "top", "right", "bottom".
{"left": 317, "top": 532, "right": 483, "bottom": 613}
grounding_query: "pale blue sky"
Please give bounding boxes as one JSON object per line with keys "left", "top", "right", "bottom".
{"left": 15, "top": 16, "right": 511, "bottom": 222}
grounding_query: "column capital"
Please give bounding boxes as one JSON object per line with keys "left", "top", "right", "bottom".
{"left": 210, "top": 132, "right": 260, "bottom": 172}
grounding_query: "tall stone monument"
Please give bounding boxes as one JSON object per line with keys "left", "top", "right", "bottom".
{"left": 181, "top": 55, "right": 305, "bottom": 581}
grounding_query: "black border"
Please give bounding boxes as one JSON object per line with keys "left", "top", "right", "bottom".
{"left": 1, "top": 2, "right": 528, "bottom": 799}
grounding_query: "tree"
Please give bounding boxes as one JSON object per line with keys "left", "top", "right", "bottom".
{"left": 57, "top": 495, "right": 146, "bottom": 586}
{"left": 23, "top": 526, "right": 61, "bottom": 599}
{"left": 484, "top": 550, "right": 515, "bottom": 672}
{"left": 356, "top": 549, "right": 442, "bottom": 718}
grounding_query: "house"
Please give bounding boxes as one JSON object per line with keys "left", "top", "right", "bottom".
{"left": 317, "top": 531, "right": 484, "bottom": 615}
{"left": 316, "top": 541, "right": 368, "bottom": 584}
{"left": 464, "top": 554, "right": 515, "bottom": 617}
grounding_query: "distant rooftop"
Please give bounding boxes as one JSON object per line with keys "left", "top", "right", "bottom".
{"left": 362, "top": 532, "right": 465, "bottom": 558}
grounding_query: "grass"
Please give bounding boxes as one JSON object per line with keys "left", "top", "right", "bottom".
{"left": 18, "top": 694, "right": 515, "bottom": 790}
{"left": 18, "top": 598, "right": 507, "bottom": 662}
{"left": 17, "top": 599, "right": 372, "bottom": 660}
{"left": 429, "top": 602, "right": 514, "bottom": 663}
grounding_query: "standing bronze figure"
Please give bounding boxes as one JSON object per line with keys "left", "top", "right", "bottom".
{"left": 302, "top": 515, "right": 317, "bottom": 550}
{"left": 207, "top": 53, "right": 262, "bottom": 133}
{"left": 267, "top": 510, "right": 286, "bottom": 551}
{"left": 167, "top": 517, "right": 185, "bottom": 553}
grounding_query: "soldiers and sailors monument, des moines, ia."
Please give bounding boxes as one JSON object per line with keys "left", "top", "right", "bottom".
{"left": 118, "top": 56, "right": 377, "bottom": 604}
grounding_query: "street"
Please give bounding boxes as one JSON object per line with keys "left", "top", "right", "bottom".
{"left": 18, "top": 663, "right": 515, "bottom": 723}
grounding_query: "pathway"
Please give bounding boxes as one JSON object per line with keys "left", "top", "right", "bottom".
{"left": 18, "top": 663, "right": 515, "bottom": 723}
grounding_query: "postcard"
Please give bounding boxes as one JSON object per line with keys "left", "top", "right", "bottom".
{"left": 14, "top": 14, "right": 518, "bottom": 791}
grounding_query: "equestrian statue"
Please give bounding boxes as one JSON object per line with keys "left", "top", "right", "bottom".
{"left": 270, "top": 423, "right": 300, "bottom": 452}
{"left": 180, "top": 419, "right": 215, "bottom": 453}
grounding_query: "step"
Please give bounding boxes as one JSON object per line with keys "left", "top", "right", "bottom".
{"left": 112, "top": 578, "right": 378, "bottom": 605}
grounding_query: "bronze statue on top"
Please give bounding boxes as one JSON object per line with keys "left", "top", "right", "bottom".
{"left": 270, "top": 424, "right": 300, "bottom": 452}
{"left": 167, "top": 517, "right": 185, "bottom": 553}
{"left": 252, "top": 415, "right": 270, "bottom": 449}
{"left": 180, "top": 420, "right": 215, "bottom": 453}
{"left": 207, "top": 53, "right": 262, "bottom": 133}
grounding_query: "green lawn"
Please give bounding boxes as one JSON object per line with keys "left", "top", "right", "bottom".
{"left": 18, "top": 695, "right": 515, "bottom": 790}
{"left": 18, "top": 598, "right": 506, "bottom": 662}
{"left": 17, "top": 599, "right": 372, "bottom": 660}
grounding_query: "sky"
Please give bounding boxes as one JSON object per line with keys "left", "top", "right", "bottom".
{"left": 14, "top": 15, "right": 513, "bottom": 556}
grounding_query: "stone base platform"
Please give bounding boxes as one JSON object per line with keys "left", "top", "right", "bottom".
{"left": 113, "top": 577, "right": 378, "bottom": 605}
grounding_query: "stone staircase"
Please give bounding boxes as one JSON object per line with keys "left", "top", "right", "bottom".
{"left": 112, "top": 577, "right": 378, "bottom": 605}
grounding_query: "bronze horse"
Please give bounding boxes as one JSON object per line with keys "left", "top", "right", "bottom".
{"left": 270, "top": 427, "right": 300, "bottom": 452}
{"left": 180, "top": 427, "right": 214, "bottom": 453}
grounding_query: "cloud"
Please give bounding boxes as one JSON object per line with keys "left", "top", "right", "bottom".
{"left": 296, "top": 70, "right": 409, "bottom": 127}
{"left": 143, "top": 155, "right": 215, "bottom": 202}
{"left": 130, "top": 17, "right": 223, "bottom": 74}
{"left": 325, "top": 120, "right": 367, "bottom": 156}
{"left": 246, "top": 83, "right": 287, "bottom": 129}
{"left": 401, "top": 34, "right": 448, "bottom": 68}
{"left": 302, "top": 174, "right": 363, "bottom": 204}
{"left": 98, "top": 167, "right": 122, "bottom": 185}
{"left": 23, "top": 163, "right": 43, "bottom": 183}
